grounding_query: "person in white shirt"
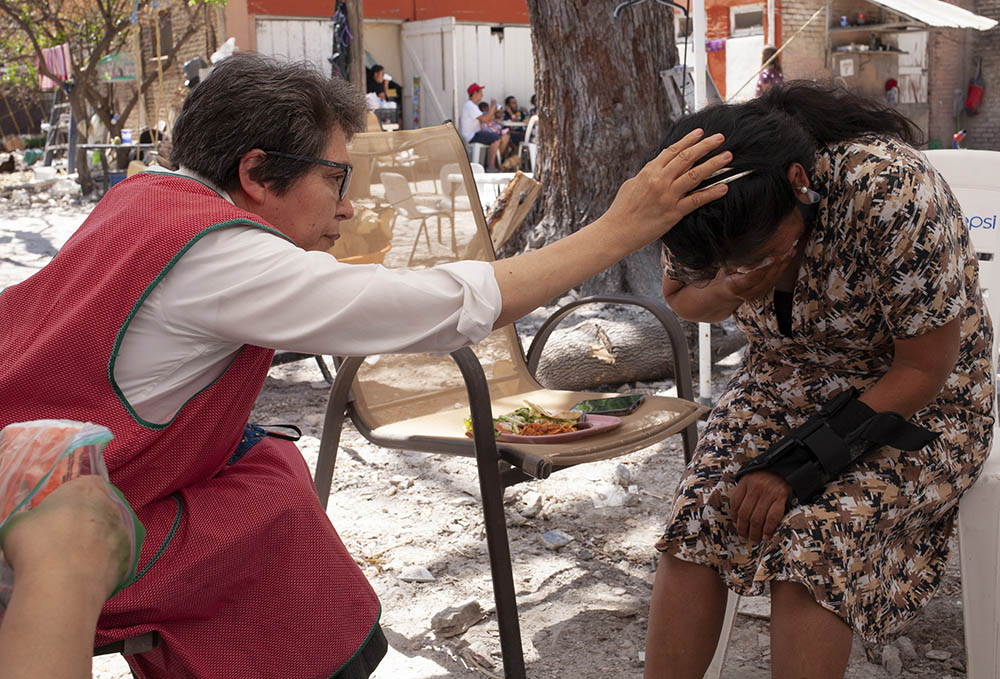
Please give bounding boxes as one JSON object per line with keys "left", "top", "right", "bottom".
{"left": 459, "top": 82, "right": 508, "bottom": 171}
{"left": 0, "top": 53, "right": 731, "bottom": 679}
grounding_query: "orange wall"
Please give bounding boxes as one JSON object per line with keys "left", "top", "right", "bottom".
{"left": 247, "top": 0, "right": 529, "bottom": 23}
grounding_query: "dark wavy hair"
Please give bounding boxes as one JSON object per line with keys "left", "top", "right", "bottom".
{"left": 660, "top": 81, "right": 921, "bottom": 276}
{"left": 172, "top": 53, "right": 366, "bottom": 195}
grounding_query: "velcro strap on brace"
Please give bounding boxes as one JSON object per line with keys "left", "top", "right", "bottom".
{"left": 736, "top": 388, "right": 939, "bottom": 504}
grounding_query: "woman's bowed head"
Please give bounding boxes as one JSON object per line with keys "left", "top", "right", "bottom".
{"left": 659, "top": 81, "right": 922, "bottom": 315}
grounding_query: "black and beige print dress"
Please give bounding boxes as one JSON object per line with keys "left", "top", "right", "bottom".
{"left": 657, "top": 134, "right": 995, "bottom": 643}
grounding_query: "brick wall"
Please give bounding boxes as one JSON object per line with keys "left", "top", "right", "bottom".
{"left": 964, "top": 0, "right": 1000, "bottom": 149}
{"left": 927, "top": 27, "right": 970, "bottom": 147}
{"left": 780, "top": 0, "right": 828, "bottom": 81}
{"left": 114, "top": 3, "right": 226, "bottom": 148}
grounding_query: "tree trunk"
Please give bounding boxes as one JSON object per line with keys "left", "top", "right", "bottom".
{"left": 510, "top": 0, "right": 678, "bottom": 299}
{"left": 66, "top": 88, "right": 94, "bottom": 195}
{"left": 346, "top": 0, "right": 365, "bottom": 89}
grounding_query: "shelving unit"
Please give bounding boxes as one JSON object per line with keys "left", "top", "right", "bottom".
{"left": 829, "top": 23, "right": 923, "bottom": 33}
{"left": 824, "top": 1, "right": 929, "bottom": 131}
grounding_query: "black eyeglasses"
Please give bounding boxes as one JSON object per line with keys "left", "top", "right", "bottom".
{"left": 262, "top": 151, "right": 353, "bottom": 201}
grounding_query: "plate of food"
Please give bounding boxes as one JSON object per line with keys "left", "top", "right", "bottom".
{"left": 465, "top": 401, "right": 623, "bottom": 444}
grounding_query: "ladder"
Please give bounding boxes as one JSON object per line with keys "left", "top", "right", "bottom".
{"left": 42, "top": 86, "right": 77, "bottom": 169}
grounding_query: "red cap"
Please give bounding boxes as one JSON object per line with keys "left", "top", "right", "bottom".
{"left": 467, "top": 82, "right": 485, "bottom": 96}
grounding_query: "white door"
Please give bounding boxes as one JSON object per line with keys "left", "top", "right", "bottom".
{"left": 255, "top": 17, "right": 334, "bottom": 77}
{"left": 725, "top": 34, "right": 765, "bottom": 101}
{"left": 402, "top": 19, "right": 536, "bottom": 128}
{"left": 453, "top": 25, "right": 535, "bottom": 114}
{"left": 896, "top": 31, "right": 928, "bottom": 104}
{"left": 402, "top": 17, "right": 457, "bottom": 128}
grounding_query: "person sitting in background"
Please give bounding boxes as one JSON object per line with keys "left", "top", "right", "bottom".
{"left": 459, "top": 82, "right": 508, "bottom": 171}
{"left": 366, "top": 64, "right": 388, "bottom": 100}
{"left": 755, "top": 46, "right": 784, "bottom": 97}
{"left": 479, "top": 101, "right": 508, "bottom": 137}
{"left": 502, "top": 96, "right": 528, "bottom": 148}
{"left": 529, "top": 94, "right": 537, "bottom": 116}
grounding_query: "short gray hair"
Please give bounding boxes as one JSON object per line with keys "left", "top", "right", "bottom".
{"left": 171, "top": 52, "right": 366, "bottom": 195}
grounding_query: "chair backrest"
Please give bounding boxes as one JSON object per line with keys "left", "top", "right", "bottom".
{"left": 338, "top": 124, "right": 540, "bottom": 429}
{"left": 365, "top": 111, "right": 383, "bottom": 132}
{"left": 524, "top": 115, "right": 538, "bottom": 144}
{"left": 380, "top": 171, "right": 421, "bottom": 218}
{"left": 439, "top": 162, "right": 487, "bottom": 198}
{"left": 924, "top": 149, "right": 1000, "bottom": 358}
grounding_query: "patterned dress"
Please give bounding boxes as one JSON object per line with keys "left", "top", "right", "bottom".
{"left": 657, "top": 135, "right": 995, "bottom": 643}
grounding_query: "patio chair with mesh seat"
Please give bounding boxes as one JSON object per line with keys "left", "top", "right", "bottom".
{"left": 314, "top": 123, "right": 717, "bottom": 679}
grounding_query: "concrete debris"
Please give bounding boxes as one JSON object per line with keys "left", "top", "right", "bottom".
{"left": 588, "top": 481, "right": 628, "bottom": 508}
{"left": 540, "top": 529, "right": 573, "bottom": 549}
{"left": 430, "top": 599, "right": 487, "bottom": 638}
{"left": 925, "top": 649, "right": 952, "bottom": 661}
{"left": 896, "top": 636, "right": 917, "bottom": 661}
{"left": 737, "top": 595, "right": 771, "bottom": 620}
{"left": 398, "top": 565, "right": 435, "bottom": 582}
{"left": 614, "top": 464, "right": 632, "bottom": 487}
{"left": 520, "top": 490, "right": 543, "bottom": 517}
{"left": 882, "top": 644, "right": 902, "bottom": 676}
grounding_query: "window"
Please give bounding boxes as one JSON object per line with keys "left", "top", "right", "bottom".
{"left": 157, "top": 10, "right": 173, "bottom": 53}
{"left": 730, "top": 4, "right": 764, "bottom": 36}
{"left": 674, "top": 11, "right": 693, "bottom": 39}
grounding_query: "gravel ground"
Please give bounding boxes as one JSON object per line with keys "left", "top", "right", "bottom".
{"left": 0, "top": 193, "right": 969, "bottom": 678}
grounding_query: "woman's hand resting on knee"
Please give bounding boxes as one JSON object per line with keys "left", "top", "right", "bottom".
{"left": 731, "top": 471, "right": 791, "bottom": 543}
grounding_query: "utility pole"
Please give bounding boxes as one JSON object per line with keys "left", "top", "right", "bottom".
{"left": 346, "top": 0, "right": 365, "bottom": 89}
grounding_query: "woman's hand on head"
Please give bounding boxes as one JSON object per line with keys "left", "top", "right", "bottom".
{"left": 602, "top": 130, "right": 731, "bottom": 248}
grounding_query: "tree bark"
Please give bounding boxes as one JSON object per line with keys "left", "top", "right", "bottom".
{"left": 509, "top": 0, "right": 678, "bottom": 300}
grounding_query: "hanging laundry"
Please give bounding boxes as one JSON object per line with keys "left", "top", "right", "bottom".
{"left": 38, "top": 44, "right": 71, "bottom": 90}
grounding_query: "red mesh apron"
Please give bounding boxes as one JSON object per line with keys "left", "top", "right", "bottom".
{"left": 0, "top": 173, "right": 380, "bottom": 678}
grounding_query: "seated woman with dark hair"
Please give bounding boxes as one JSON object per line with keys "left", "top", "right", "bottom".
{"left": 365, "top": 64, "right": 388, "bottom": 100}
{"left": 644, "top": 82, "right": 993, "bottom": 678}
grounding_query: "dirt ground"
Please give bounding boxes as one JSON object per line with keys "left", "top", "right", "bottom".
{"left": 0, "top": 195, "right": 970, "bottom": 678}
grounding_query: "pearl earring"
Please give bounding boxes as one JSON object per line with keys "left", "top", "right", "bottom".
{"left": 798, "top": 186, "right": 808, "bottom": 194}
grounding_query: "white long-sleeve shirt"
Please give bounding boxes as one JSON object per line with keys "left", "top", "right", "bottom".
{"left": 114, "top": 169, "right": 502, "bottom": 425}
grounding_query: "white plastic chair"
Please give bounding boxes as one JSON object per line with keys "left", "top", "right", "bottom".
{"left": 520, "top": 114, "right": 539, "bottom": 172}
{"left": 379, "top": 171, "right": 453, "bottom": 264}
{"left": 926, "top": 149, "right": 1000, "bottom": 679}
{"left": 466, "top": 141, "right": 502, "bottom": 170}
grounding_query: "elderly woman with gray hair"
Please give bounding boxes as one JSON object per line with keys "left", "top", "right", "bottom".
{"left": 0, "top": 52, "right": 731, "bottom": 678}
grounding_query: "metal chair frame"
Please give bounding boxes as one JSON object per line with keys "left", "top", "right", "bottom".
{"left": 315, "top": 296, "right": 699, "bottom": 679}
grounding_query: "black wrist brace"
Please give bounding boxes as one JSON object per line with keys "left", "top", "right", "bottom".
{"left": 736, "top": 388, "right": 939, "bottom": 505}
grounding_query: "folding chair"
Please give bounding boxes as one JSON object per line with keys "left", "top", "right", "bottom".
{"left": 380, "top": 171, "right": 454, "bottom": 264}
{"left": 314, "top": 123, "right": 711, "bottom": 679}
{"left": 94, "top": 632, "right": 161, "bottom": 657}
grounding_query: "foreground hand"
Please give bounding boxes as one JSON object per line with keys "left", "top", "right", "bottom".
{"left": 730, "top": 471, "right": 791, "bottom": 543}
{"left": 602, "top": 129, "right": 732, "bottom": 247}
{"left": 0, "top": 476, "right": 131, "bottom": 600}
